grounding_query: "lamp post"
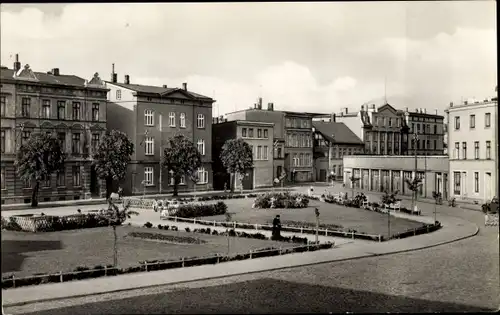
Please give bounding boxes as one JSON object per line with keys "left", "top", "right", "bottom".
{"left": 314, "top": 207, "right": 320, "bottom": 244}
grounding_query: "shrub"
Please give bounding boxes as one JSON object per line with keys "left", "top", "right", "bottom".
{"left": 128, "top": 231, "right": 206, "bottom": 244}
{"left": 158, "top": 224, "right": 163, "bottom": 230}
{"left": 1, "top": 217, "right": 23, "bottom": 231}
{"left": 171, "top": 225, "right": 178, "bottom": 231}
{"left": 185, "top": 227, "right": 191, "bottom": 232}
{"left": 175, "top": 201, "right": 228, "bottom": 218}
{"left": 253, "top": 192, "right": 309, "bottom": 209}
{"left": 143, "top": 222, "right": 153, "bottom": 228}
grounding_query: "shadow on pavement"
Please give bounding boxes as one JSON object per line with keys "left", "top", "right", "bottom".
{"left": 1, "top": 240, "right": 63, "bottom": 273}
{"left": 23, "top": 278, "right": 494, "bottom": 314}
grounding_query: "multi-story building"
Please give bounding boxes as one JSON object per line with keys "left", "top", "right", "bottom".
{"left": 334, "top": 103, "right": 411, "bottom": 155}
{"left": 312, "top": 119, "right": 364, "bottom": 181}
{"left": 225, "top": 100, "right": 317, "bottom": 183}
{"left": 212, "top": 119, "right": 274, "bottom": 190}
{"left": 1, "top": 54, "right": 108, "bottom": 204}
{"left": 405, "top": 108, "right": 446, "bottom": 155}
{"left": 446, "top": 96, "right": 498, "bottom": 202}
{"left": 105, "top": 68, "right": 215, "bottom": 196}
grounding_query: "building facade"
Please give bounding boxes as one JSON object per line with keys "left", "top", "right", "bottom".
{"left": 446, "top": 96, "right": 498, "bottom": 203}
{"left": 225, "top": 100, "right": 316, "bottom": 183}
{"left": 1, "top": 55, "right": 108, "bottom": 204}
{"left": 105, "top": 70, "right": 215, "bottom": 196}
{"left": 212, "top": 120, "right": 274, "bottom": 190}
{"left": 405, "top": 108, "right": 446, "bottom": 156}
{"left": 312, "top": 120, "right": 364, "bottom": 182}
{"left": 343, "top": 155, "right": 449, "bottom": 200}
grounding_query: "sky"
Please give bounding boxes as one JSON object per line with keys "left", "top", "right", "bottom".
{"left": 0, "top": 2, "right": 497, "bottom": 116}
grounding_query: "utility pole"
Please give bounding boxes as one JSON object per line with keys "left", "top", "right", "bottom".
{"left": 328, "top": 134, "right": 335, "bottom": 186}
{"left": 314, "top": 208, "right": 320, "bottom": 244}
{"left": 159, "top": 114, "right": 163, "bottom": 195}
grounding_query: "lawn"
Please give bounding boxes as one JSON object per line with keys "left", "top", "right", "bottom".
{"left": 1, "top": 226, "right": 295, "bottom": 278}
{"left": 199, "top": 199, "right": 425, "bottom": 238}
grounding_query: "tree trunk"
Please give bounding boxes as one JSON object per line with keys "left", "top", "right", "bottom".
{"left": 173, "top": 180, "right": 179, "bottom": 197}
{"left": 106, "top": 177, "right": 113, "bottom": 199}
{"left": 113, "top": 225, "right": 118, "bottom": 267}
{"left": 230, "top": 173, "right": 235, "bottom": 193}
{"left": 31, "top": 181, "right": 40, "bottom": 207}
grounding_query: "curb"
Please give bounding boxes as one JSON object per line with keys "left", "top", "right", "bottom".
{"left": 3, "top": 223, "right": 479, "bottom": 307}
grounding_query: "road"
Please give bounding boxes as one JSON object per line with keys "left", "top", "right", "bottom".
{"left": 6, "top": 201, "right": 498, "bottom": 314}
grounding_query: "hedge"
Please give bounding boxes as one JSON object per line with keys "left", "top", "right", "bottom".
{"left": 2, "top": 242, "right": 334, "bottom": 290}
{"left": 253, "top": 192, "right": 310, "bottom": 209}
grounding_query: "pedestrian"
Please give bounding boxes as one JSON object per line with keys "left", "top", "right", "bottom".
{"left": 272, "top": 215, "right": 282, "bottom": 240}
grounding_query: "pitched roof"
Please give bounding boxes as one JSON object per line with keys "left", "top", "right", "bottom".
{"left": 106, "top": 81, "right": 213, "bottom": 100}
{"left": 312, "top": 121, "right": 364, "bottom": 145}
{"left": 0, "top": 67, "right": 103, "bottom": 89}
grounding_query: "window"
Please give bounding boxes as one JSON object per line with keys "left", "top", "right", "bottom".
{"left": 257, "top": 146, "right": 262, "bottom": 160}
{"left": 469, "top": 115, "right": 475, "bottom": 129}
{"left": 248, "top": 128, "right": 254, "bottom": 137}
{"left": 277, "top": 147, "right": 282, "bottom": 159}
{"left": 0, "top": 130, "right": 5, "bottom": 153}
{"left": 180, "top": 113, "right": 186, "bottom": 128}
{"left": 434, "top": 125, "right": 437, "bottom": 134}
{"left": 91, "top": 133, "right": 100, "bottom": 151}
{"left": 197, "top": 114, "right": 205, "bottom": 128}
{"left": 486, "top": 141, "right": 491, "bottom": 159}
{"left": 0, "top": 96, "right": 5, "bottom": 117}
{"left": 434, "top": 140, "right": 437, "bottom": 150}
{"left": 144, "top": 137, "right": 154, "bottom": 156}
{"left": 474, "top": 172, "right": 479, "bottom": 193}
{"left": 42, "top": 100, "right": 51, "bottom": 118}
{"left": 293, "top": 154, "right": 298, "bottom": 166}
{"left": 1, "top": 167, "right": 5, "bottom": 189}
{"left": 242, "top": 128, "right": 247, "bottom": 137}
{"left": 197, "top": 139, "right": 205, "bottom": 155}
{"left": 72, "top": 133, "right": 81, "bottom": 154}
{"left": 474, "top": 141, "right": 479, "bottom": 159}
{"left": 21, "top": 131, "right": 31, "bottom": 146}
{"left": 454, "top": 142, "right": 459, "bottom": 159}
{"left": 92, "top": 103, "right": 99, "bottom": 121}
{"left": 57, "top": 101, "right": 65, "bottom": 119}
{"left": 144, "top": 167, "right": 154, "bottom": 185}
{"left": 72, "top": 102, "right": 80, "bottom": 120}
{"left": 299, "top": 153, "right": 304, "bottom": 166}
{"left": 453, "top": 172, "right": 461, "bottom": 195}
{"left": 57, "top": 170, "right": 65, "bottom": 187}
{"left": 388, "top": 118, "right": 392, "bottom": 127}
{"left": 462, "top": 142, "right": 467, "bottom": 159}
{"left": 22, "top": 98, "right": 30, "bottom": 117}
{"left": 144, "top": 109, "right": 154, "bottom": 126}
{"left": 454, "top": 116, "right": 460, "bottom": 130}
{"left": 417, "top": 124, "right": 420, "bottom": 133}
{"left": 264, "top": 129, "right": 268, "bottom": 138}
{"left": 116, "top": 89, "right": 122, "bottom": 100}
{"left": 263, "top": 146, "right": 268, "bottom": 160}
{"left": 411, "top": 123, "right": 415, "bottom": 133}
{"left": 179, "top": 175, "right": 185, "bottom": 185}
{"left": 169, "top": 171, "right": 186, "bottom": 186}
{"left": 72, "top": 166, "right": 81, "bottom": 187}
{"left": 169, "top": 112, "right": 176, "bottom": 127}
{"left": 250, "top": 145, "right": 254, "bottom": 158}
{"left": 485, "top": 113, "right": 491, "bottom": 127}
{"left": 257, "top": 129, "right": 262, "bottom": 138}
{"left": 58, "top": 132, "right": 66, "bottom": 152}
{"left": 197, "top": 167, "right": 208, "bottom": 184}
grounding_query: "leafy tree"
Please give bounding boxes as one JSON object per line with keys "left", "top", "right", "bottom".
{"left": 15, "top": 133, "right": 65, "bottom": 207}
{"left": 381, "top": 190, "right": 399, "bottom": 206}
{"left": 100, "top": 198, "right": 138, "bottom": 267}
{"left": 92, "top": 130, "right": 134, "bottom": 198}
{"left": 190, "top": 172, "right": 200, "bottom": 197}
{"left": 162, "top": 134, "right": 202, "bottom": 197}
{"left": 220, "top": 139, "right": 253, "bottom": 193}
{"left": 405, "top": 177, "right": 423, "bottom": 212}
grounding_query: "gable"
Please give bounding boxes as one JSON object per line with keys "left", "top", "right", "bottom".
{"left": 14, "top": 64, "right": 38, "bottom": 81}
{"left": 377, "top": 103, "right": 398, "bottom": 115}
{"left": 87, "top": 73, "right": 105, "bottom": 88}
{"left": 160, "top": 89, "right": 194, "bottom": 99}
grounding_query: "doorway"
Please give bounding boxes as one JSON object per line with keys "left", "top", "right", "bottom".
{"left": 90, "top": 165, "right": 99, "bottom": 197}
{"left": 485, "top": 172, "right": 492, "bottom": 201}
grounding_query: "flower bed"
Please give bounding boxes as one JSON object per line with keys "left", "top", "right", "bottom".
{"left": 175, "top": 201, "right": 228, "bottom": 218}
{"left": 364, "top": 202, "right": 421, "bottom": 216}
{"left": 188, "top": 227, "right": 310, "bottom": 244}
{"left": 253, "top": 192, "right": 310, "bottom": 209}
{"left": 127, "top": 231, "right": 207, "bottom": 244}
{"left": 271, "top": 220, "right": 343, "bottom": 231}
{"left": 1, "top": 242, "right": 334, "bottom": 289}
{"left": 1, "top": 213, "right": 111, "bottom": 233}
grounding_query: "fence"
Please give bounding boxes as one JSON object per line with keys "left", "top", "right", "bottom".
{"left": 2, "top": 243, "right": 333, "bottom": 289}
{"left": 7, "top": 213, "right": 108, "bottom": 233}
{"left": 160, "top": 215, "right": 383, "bottom": 242}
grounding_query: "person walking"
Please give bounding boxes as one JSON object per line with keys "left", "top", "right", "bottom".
{"left": 272, "top": 215, "right": 282, "bottom": 240}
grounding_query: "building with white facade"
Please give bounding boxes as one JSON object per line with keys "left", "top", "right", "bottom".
{"left": 446, "top": 96, "right": 498, "bottom": 203}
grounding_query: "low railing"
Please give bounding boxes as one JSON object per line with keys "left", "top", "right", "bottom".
{"left": 2, "top": 243, "right": 334, "bottom": 289}
{"left": 160, "top": 215, "right": 383, "bottom": 242}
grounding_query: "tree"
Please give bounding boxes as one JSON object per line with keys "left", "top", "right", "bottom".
{"left": 220, "top": 139, "right": 253, "bottom": 193}
{"left": 92, "top": 130, "right": 134, "bottom": 198}
{"left": 348, "top": 175, "right": 360, "bottom": 199}
{"left": 15, "top": 133, "right": 65, "bottom": 207}
{"left": 100, "top": 198, "right": 138, "bottom": 267}
{"left": 405, "top": 177, "right": 423, "bottom": 212}
{"left": 162, "top": 134, "right": 202, "bottom": 197}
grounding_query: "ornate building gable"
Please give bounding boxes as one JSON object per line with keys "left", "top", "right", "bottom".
{"left": 86, "top": 73, "right": 105, "bottom": 88}
{"left": 13, "top": 64, "right": 38, "bottom": 81}
{"left": 160, "top": 89, "right": 195, "bottom": 100}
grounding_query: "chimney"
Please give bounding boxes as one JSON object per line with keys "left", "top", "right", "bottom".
{"left": 182, "top": 82, "right": 187, "bottom": 91}
{"left": 372, "top": 104, "right": 375, "bottom": 109}
{"left": 464, "top": 100, "right": 468, "bottom": 105}
{"left": 258, "top": 97, "right": 263, "bottom": 109}
{"left": 111, "top": 63, "right": 117, "bottom": 83}
{"left": 330, "top": 113, "right": 335, "bottom": 122}
{"left": 435, "top": 109, "right": 438, "bottom": 115}
{"left": 361, "top": 105, "right": 364, "bottom": 111}
{"left": 344, "top": 108, "right": 348, "bottom": 114}
{"left": 424, "top": 108, "right": 427, "bottom": 114}
{"left": 254, "top": 103, "right": 258, "bottom": 109}
{"left": 449, "top": 102, "right": 453, "bottom": 107}
{"left": 124, "top": 75, "right": 130, "bottom": 84}
{"left": 219, "top": 115, "right": 223, "bottom": 122}
{"left": 405, "top": 107, "right": 408, "bottom": 112}
{"left": 52, "top": 68, "right": 60, "bottom": 76}
{"left": 267, "top": 102, "right": 274, "bottom": 111}
{"left": 163, "top": 84, "right": 168, "bottom": 88}
{"left": 13, "top": 54, "right": 21, "bottom": 71}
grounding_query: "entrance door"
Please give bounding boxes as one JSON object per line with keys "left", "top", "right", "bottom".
{"left": 485, "top": 172, "right": 492, "bottom": 201}
{"left": 242, "top": 169, "right": 254, "bottom": 190}
{"left": 90, "top": 165, "right": 99, "bottom": 196}
{"left": 462, "top": 172, "right": 467, "bottom": 198}
{"left": 319, "top": 169, "right": 326, "bottom": 182}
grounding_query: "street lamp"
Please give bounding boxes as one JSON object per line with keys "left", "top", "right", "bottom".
{"left": 314, "top": 207, "right": 320, "bottom": 244}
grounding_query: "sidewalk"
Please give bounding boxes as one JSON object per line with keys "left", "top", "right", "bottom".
{"left": 2, "top": 212, "right": 478, "bottom": 307}
{"left": 0, "top": 187, "right": 293, "bottom": 212}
